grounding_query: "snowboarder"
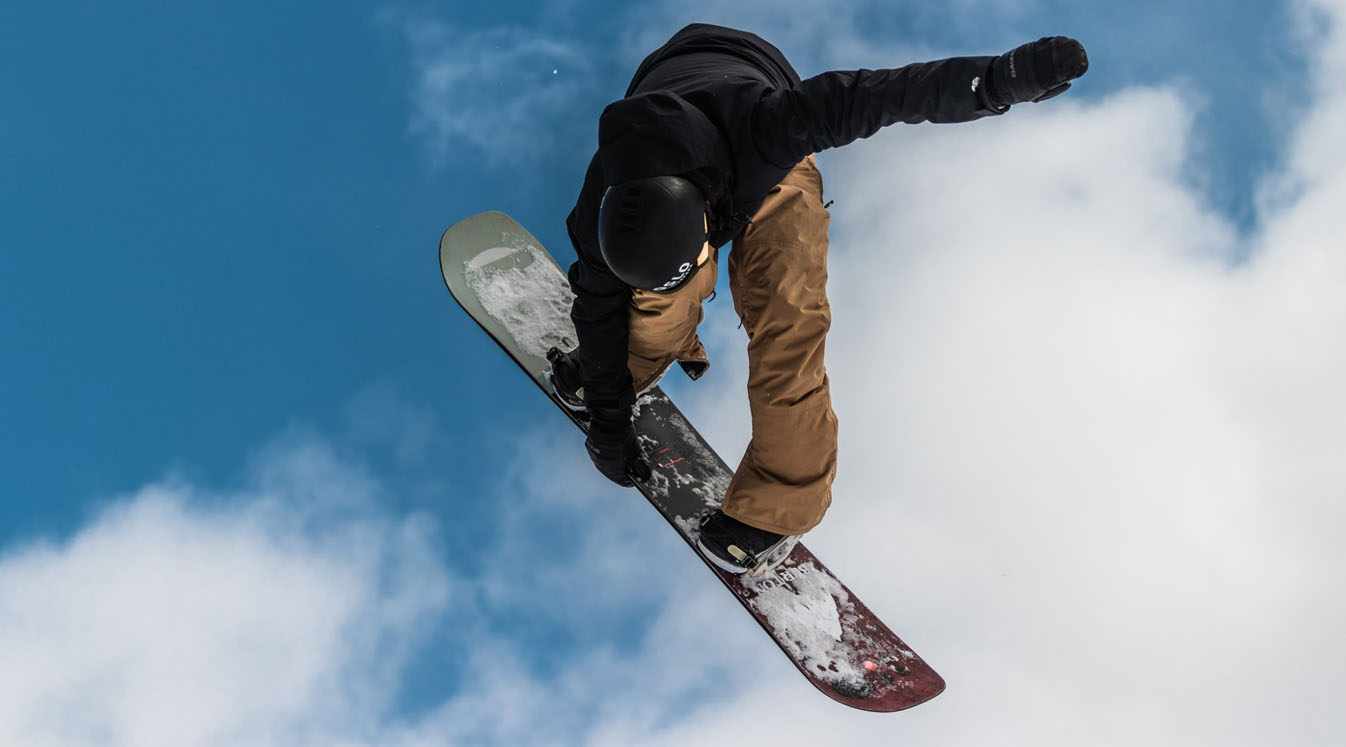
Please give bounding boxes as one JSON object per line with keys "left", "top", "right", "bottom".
{"left": 549, "top": 23, "right": 1088, "bottom": 573}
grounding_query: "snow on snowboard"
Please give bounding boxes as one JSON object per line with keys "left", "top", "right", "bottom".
{"left": 439, "top": 210, "right": 944, "bottom": 712}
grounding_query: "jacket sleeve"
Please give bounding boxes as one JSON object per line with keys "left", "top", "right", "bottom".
{"left": 565, "top": 164, "right": 637, "bottom": 416}
{"left": 751, "top": 56, "right": 1001, "bottom": 167}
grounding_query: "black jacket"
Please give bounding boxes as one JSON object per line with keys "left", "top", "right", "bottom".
{"left": 567, "top": 23, "right": 1001, "bottom": 413}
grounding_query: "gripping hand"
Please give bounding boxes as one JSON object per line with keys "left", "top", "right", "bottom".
{"left": 585, "top": 408, "right": 652, "bottom": 487}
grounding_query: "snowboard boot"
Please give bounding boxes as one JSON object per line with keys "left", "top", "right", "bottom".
{"left": 697, "top": 509, "right": 800, "bottom": 576}
{"left": 545, "top": 347, "right": 589, "bottom": 421}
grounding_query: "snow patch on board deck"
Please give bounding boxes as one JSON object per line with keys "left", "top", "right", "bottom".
{"left": 634, "top": 393, "right": 731, "bottom": 512}
{"left": 746, "top": 561, "right": 869, "bottom": 689}
{"left": 463, "top": 243, "right": 576, "bottom": 358}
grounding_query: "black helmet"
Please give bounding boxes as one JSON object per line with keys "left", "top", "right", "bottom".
{"left": 598, "top": 175, "right": 706, "bottom": 292}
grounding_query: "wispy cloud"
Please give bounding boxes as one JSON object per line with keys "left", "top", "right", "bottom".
{"left": 400, "top": 18, "right": 599, "bottom": 168}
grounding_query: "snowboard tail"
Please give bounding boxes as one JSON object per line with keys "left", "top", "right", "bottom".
{"left": 439, "top": 210, "right": 945, "bottom": 712}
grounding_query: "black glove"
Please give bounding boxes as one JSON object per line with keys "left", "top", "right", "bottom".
{"left": 985, "top": 36, "right": 1089, "bottom": 109}
{"left": 584, "top": 407, "right": 652, "bottom": 487}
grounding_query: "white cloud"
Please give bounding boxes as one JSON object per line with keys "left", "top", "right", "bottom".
{"left": 0, "top": 439, "right": 450, "bottom": 747}
{"left": 663, "top": 1, "right": 1346, "bottom": 744}
{"left": 0, "top": 421, "right": 760, "bottom": 747}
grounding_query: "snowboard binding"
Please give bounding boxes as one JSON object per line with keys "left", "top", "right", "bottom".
{"left": 696, "top": 510, "right": 800, "bottom": 576}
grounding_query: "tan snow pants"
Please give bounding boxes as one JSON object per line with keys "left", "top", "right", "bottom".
{"left": 626, "top": 156, "right": 836, "bottom": 535}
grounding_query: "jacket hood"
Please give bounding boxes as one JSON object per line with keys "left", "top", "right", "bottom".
{"left": 625, "top": 23, "right": 799, "bottom": 96}
{"left": 597, "top": 91, "right": 731, "bottom": 196}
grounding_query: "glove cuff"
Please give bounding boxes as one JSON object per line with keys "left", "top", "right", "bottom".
{"left": 979, "top": 62, "right": 1011, "bottom": 113}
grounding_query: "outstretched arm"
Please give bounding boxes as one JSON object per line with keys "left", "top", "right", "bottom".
{"left": 752, "top": 37, "right": 1088, "bottom": 167}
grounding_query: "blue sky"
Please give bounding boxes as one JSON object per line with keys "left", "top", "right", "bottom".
{"left": 3, "top": 1, "right": 1345, "bottom": 745}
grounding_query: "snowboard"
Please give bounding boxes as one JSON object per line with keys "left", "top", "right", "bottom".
{"left": 439, "top": 210, "right": 945, "bottom": 712}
